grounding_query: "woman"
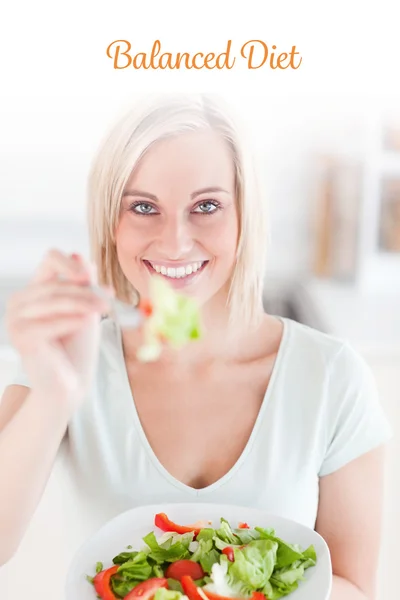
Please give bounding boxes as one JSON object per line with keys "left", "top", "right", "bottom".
{"left": 0, "top": 94, "right": 392, "bottom": 599}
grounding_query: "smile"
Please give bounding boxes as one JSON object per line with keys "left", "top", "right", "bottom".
{"left": 143, "top": 260, "right": 209, "bottom": 287}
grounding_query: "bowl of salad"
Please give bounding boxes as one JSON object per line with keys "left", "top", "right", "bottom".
{"left": 65, "top": 503, "right": 332, "bottom": 600}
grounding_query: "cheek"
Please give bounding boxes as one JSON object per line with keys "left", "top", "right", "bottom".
{"left": 205, "top": 211, "right": 239, "bottom": 261}
{"left": 114, "top": 219, "right": 143, "bottom": 275}
{"left": 116, "top": 218, "right": 142, "bottom": 252}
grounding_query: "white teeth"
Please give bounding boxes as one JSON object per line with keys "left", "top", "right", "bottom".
{"left": 149, "top": 260, "right": 206, "bottom": 278}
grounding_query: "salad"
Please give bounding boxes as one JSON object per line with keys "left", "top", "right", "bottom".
{"left": 137, "top": 277, "right": 202, "bottom": 362}
{"left": 87, "top": 512, "right": 317, "bottom": 600}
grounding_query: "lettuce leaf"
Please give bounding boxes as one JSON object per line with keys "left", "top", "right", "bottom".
{"left": 116, "top": 551, "right": 153, "bottom": 580}
{"left": 214, "top": 518, "right": 241, "bottom": 545}
{"left": 138, "top": 277, "right": 202, "bottom": 362}
{"left": 142, "top": 531, "right": 191, "bottom": 563}
{"left": 191, "top": 538, "right": 221, "bottom": 573}
{"left": 228, "top": 540, "right": 278, "bottom": 591}
{"left": 255, "top": 527, "right": 316, "bottom": 570}
{"left": 196, "top": 528, "right": 216, "bottom": 542}
{"left": 110, "top": 574, "right": 140, "bottom": 598}
{"left": 112, "top": 551, "right": 139, "bottom": 565}
{"left": 154, "top": 589, "right": 187, "bottom": 600}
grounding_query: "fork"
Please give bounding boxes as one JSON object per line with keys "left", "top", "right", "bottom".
{"left": 91, "top": 284, "right": 144, "bottom": 329}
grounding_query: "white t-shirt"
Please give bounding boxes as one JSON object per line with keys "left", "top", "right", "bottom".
{"left": 10, "top": 316, "right": 392, "bottom": 529}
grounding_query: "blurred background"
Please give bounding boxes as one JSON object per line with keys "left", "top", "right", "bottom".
{"left": 0, "top": 92, "right": 399, "bottom": 599}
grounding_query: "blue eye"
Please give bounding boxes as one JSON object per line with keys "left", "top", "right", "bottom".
{"left": 193, "top": 201, "right": 220, "bottom": 214}
{"left": 129, "top": 202, "right": 158, "bottom": 215}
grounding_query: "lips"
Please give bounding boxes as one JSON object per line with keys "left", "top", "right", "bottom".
{"left": 147, "top": 260, "right": 207, "bottom": 279}
{"left": 143, "top": 260, "right": 209, "bottom": 288}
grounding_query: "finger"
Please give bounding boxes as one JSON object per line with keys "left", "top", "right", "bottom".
{"left": 71, "top": 253, "right": 97, "bottom": 285}
{"left": 13, "top": 281, "right": 111, "bottom": 311}
{"left": 31, "top": 249, "right": 92, "bottom": 284}
{"left": 17, "top": 294, "right": 108, "bottom": 320}
{"left": 13, "top": 315, "right": 92, "bottom": 349}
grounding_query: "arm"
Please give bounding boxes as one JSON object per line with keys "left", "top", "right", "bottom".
{"left": 0, "top": 385, "right": 72, "bottom": 565}
{"left": 315, "top": 445, "right": 386, "bottom": 600}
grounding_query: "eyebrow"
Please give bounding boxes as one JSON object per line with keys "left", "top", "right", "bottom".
{"left": 122, "top": 186, "right": 230, "bottom": 202}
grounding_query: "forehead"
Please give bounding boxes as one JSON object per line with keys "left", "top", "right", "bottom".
{"left": 126, "top": 130, "right": 235, "bottom": 193}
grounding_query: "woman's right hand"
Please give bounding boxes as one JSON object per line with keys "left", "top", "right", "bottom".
{"left": 5, "top": 249, "right": 114, "bottom": 413}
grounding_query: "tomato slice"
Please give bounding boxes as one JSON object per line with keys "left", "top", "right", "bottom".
{"left": 93, "top": 565, "right": 119, "bottom": 600}
{"left": 154, "top": 513, "right": 210, "bottom": 537}
{"left": 221, "top": 547, "right": 235, "bottom": 562}
{"left": 138, "top": 299, "right": 153, "bottom": 317}
{"left": 165, "top": 560, "right": 205, "bottom": 582}
{"left": 238, "top": 522, "right": 250, "bottom": 529}
{"left": 181, "top": 575, "right": 205, "bottom": 600}
{"left": 124, "top": 577, "right": 168, "bottom": 600}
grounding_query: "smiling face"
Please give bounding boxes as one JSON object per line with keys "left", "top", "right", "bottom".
{"left": 115, "top": 129, "right": 239, "bottom": 307}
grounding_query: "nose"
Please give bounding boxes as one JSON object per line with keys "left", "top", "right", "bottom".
{"left": 156, "top": 215, "right": 194, "bottom": 259}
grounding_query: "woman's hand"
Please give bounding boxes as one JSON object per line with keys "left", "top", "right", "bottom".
{"left": 5, "top": 249, "right": 113, "bottom": 413}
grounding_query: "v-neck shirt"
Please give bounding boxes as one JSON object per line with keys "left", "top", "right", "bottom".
{"left": 10, "top": 316, "right": 392, "bottom": 529}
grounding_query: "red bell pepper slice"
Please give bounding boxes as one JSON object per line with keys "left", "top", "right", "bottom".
{"left": 154, "top": 513, "right": 208, "bottom": 536}
{"left": 238, "top": 522, "right": 250, "bottom": 529}
{"left": 125, "top": 578, "right": 168, "bottom": 600}
{"left": 182, "top": 576, "right": 268, "bottom": 600}
{"left": 181, "top": 576, "right": 206, "bottom": 600}
{"left": 93, "top": 565, "right": 119, "bottom": 600}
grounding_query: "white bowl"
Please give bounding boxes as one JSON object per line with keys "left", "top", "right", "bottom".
{"left": 65, "top": 503, "right": 332, "bottom": 600}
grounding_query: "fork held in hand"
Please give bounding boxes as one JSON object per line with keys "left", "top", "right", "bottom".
{"left": 91, "top": 285, "right": 144, "bottom": 329}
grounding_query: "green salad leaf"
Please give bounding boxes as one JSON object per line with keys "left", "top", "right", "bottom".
{"left": 116, "top": 551, "right": 153, "bottom": 581}
{"left": 113, "top": 551, "right": 139, "bottom": 565}
{"left": 111, "top": 574, "right": 140, "bottom": 598}
{"left": 228, "top": 540, "right": 278, "bottom": 590}
{"left": 89, "top": 516, "right": 317, "bottom": 600}
{"left": 143, "top": 531, "right": 192, "bottom": 563}
{"left": 154, "top": 589, "right": 186, "bottom": 600}
{"left": 191, "top": 538, "right": 221, "bottom": 573}
{"left": 215, "top": 518, "right": 241, "bottom": 545}
{"left": 137, "top": 277, "right": 202, "bottom": 362}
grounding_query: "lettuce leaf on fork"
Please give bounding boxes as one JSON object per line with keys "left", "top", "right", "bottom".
{"left": 137, "top": 277, "right": 202, "bottom": 362}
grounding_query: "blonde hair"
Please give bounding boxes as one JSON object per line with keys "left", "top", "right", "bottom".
{"left": 87, "top": 93, "right": 268, "bottom": 330}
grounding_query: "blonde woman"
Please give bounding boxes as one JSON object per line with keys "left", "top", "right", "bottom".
{"left": 0, "top": 94, "right": 392, "bottom": 600}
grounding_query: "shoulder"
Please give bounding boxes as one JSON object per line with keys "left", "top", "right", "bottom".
{"left": 282, "top": 317, "right": 347, "bottom": 369}
{"left": 282, "top": 317, "right": 375, "bottom": 395}
{"left": 281, "top": 319, "right": 392, "bottom": 475}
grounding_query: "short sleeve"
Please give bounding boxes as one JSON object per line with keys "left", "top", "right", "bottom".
{"left": 318, "top": 342, "right": 393, "bottom": 477}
